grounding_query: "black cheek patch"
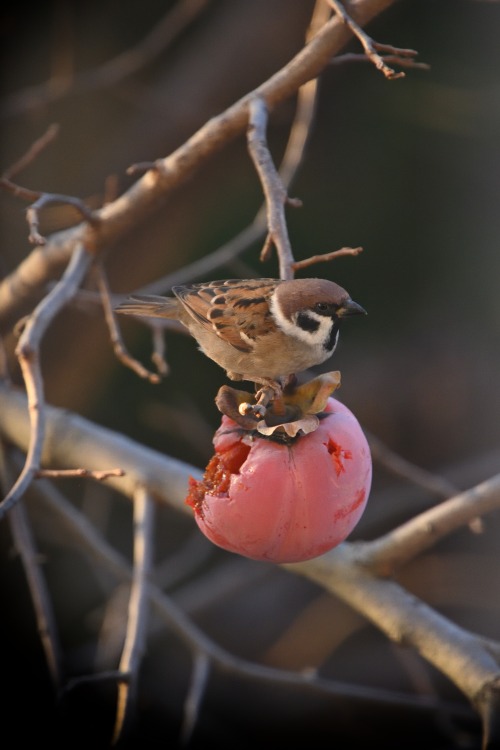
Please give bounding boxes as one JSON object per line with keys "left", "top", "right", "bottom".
{"left": 296, "top": 312, "right": 320, "bottom": 333}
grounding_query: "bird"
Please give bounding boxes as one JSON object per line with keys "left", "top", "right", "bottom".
{"left": 116, "top": 277, "right": 366, "bottom": 393}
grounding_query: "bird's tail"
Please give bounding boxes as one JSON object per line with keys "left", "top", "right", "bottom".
{"left": 115, "top": 294, "right": 178, "bottom": 319}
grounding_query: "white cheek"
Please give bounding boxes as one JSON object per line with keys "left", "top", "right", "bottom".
{"left": 270, "top": 299, "right": 333, "bottom": 348}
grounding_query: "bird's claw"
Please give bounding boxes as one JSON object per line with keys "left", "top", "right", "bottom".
{"left": 238, "top": 401, "right": 267, "bottom": 419}
{"left": 238, "top": 383, "right": 282, "bottom": 420}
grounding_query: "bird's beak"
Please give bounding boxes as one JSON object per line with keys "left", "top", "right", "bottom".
{"left": 338, "top": 299, "right": 367, "bottom": 317}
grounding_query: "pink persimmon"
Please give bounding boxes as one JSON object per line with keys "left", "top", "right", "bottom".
{"left": 186, "top": 397, "right": 372, "bottom": 563}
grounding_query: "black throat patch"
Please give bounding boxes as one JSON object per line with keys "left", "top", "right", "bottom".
{"left": 324, "top": 320, "right": 340, "bottom": 352}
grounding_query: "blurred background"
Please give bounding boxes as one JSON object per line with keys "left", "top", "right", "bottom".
{"left": 1, "top": 1, "right": 500, "bottom": 747}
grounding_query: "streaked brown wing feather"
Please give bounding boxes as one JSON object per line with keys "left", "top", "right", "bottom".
{"left": 173, "top": 279, "right": 279, "bottom": 353}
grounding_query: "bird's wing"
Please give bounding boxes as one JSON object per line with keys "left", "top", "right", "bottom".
{"left": 174, "top": 279, "right": 279, "bottom": 353}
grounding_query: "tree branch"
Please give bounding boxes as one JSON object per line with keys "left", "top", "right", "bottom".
{"left": 288, "top": 545, "right": 500, "bottom": 733}
{"left": 247, "top": 96, "right": 297, "bottom": 279}
{"left": 29, "top": 466, "right": 473, "bottom": 727}
{"left": 0, "top": 382, "right": 195, "bottom": 515}
{"left": 1, "top": 380, "right": 499, "bottom": 735}
{"left": 357, "top": 473, "right": 500, "bottom": 574}
{"left": 292, "top": 246, "right": 363, "bottom": 272}
{"left": 0, "top": 243, "right": 92, "bottom": 517}
{"left": 326, "top": 0, "right": 426, "bottom": 79}
{"left": 94, "top": 263, "right": 164, "bottom": 383}
{"left": 0, "top": 447, "right": 62, "bottom": 687}
{"left": 0, "top": 0, "right": 398, "bottom": 331}
{"left": 113, "top": 486, "right": 155, "bottom": 743}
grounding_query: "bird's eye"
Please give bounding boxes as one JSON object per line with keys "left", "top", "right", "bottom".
{"left": 314, "top": 302, "right": 330, "bottom": 314}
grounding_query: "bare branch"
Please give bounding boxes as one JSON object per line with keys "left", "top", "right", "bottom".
{"left": 25, "top": 194, "right": 97, "bottom": 245}
{"left": 331, "top": 51, "right": 430, "bottom": 72}
{"left": 180, "top": 652, "right": 211, "bottom": 744}
{"left": 0, "top": 447, "right": 62, "bottom": 686}
{"left": 36, "top": 468, "right": 125, "bottom": 480}
{"left": 357, "top": 472, "right": 500, "bottom": 573}
{"left": 4, "top": 383, "right": 497, "bottom": 732}
{"left": 150, "top": 326, "right": 169, "bottom": 376}
{"left": 0, "top": 243, "right": 92, "bottom": 518}
{"left": 2, "top": 124, "right": 60, "bottom": 180}
{"left": 0, "top": 0, "right": 398, "bottom": 329}
{"left": 113, "top": 486, "right": 155, "bottom": 743}
{"left": 1, "top": 126, "right": 97, "bottom": 243}
{"left": 292, "top": 246, "right": 363, "bottom": 272}
{"left": 247, "top": 96, "right": 296, "bottom": 279}
{"left": 0, "top": 178, "right": 97, "bottom": 245}
{"left": 367, "top": 431, "right": 459, "bottom": 499}
{"left": 326, "top": 0, "right": 426, "bottom": 79}
{"left": 94, "top": 263, "right": 164, "bottom": 383}
{"left": 288, "top": 545, "right": 500, "bottom": 722}
{"left": 0, "top": 382, "right": 195, "bottom": 515}
{"left": 31, "top": 473, "right": 471, "bottom": 723}
{"left": 8, "top": 501, "right": 63, "bottom": 684}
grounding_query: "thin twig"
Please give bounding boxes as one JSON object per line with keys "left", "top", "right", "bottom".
{"left": 0, "top": 179, "right": 97, "bottom": 245}
{"left": 0, "top": 243, "right": 92, "bottom": 518}
{"left": 8, "top": 502, "right": 63, "bottom": 684}
{"left": 292, "top": 246, "right": 363, "bottom": 272}
{"left": 36, "top": 468, "right": 125, "bottom": 480}
{"left": 366, "top": 431, "right": 459, "bottom": 499}
{"left": 180, "top": 652, "right": 211, "bottom": 745}
{"left": 25, "top": 194, "right": 97, "bottom": 245}
{"left": 247, "top": 96, "right": 296, "bottom": 279}
{"left": 2, "top": 124, "right": 60, "bottom": 180}
{"left": 1, "top": 127, "right": 96, "bottom": 245}
{"left": 326, "top": 0, "right": 425, "bottom": 80}
{"left": 94, "top": 263, "right": 164, "bottom": 383}
{"left": 113, "top": 486, "right": 155, "bottom": 743}
{"left": 62, "top": 670, "right": 130, "bottom": 696}
{"left": 0, "top": 447, "right": 62, "bottom": 687}
{"left": 151, "top": 326, "right": 169, "bottom": 376}
{"left": 276, "top": 0, "right": 331, "bottom": 185}
{"left": 331, "top": 51, "right": 430, "bottom": 72}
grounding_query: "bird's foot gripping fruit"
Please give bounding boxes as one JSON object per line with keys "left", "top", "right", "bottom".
{"left": 186, "top": 373, "right": 372, "bottom": 563}
{"left": 215, "top": 370, "right": 342, "bottom": 438}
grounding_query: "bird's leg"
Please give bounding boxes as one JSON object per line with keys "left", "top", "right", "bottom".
{"left": 282, "top": 373, "right": 297, "bottom": 393}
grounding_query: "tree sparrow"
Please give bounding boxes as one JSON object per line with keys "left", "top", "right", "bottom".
{"left": 117, "top": 277, "right": 365, "bottom": 391}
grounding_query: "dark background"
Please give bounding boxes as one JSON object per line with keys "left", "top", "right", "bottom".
{"left": 1, "top": 1, "right": 499, "bottom": 747}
